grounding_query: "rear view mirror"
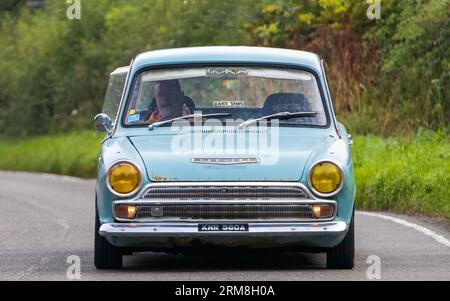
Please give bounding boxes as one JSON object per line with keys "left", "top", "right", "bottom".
{"left": 93, "top": 113, "right": 113, "bottom": 134}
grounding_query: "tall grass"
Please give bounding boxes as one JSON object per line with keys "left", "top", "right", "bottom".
{"left": 0, "top": 130, "right": 449, "bottom": 220}
{"left": 0, "top": 131, "right": 103, "bottom": 178}
{"left": 352, "top": 130, "right": 450, "bottom": 220}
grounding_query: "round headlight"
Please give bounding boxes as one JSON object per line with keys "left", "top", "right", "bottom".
{"left": 107, "top": 161, "right": 142, "bottom": 196}
{"left": 308, "top": 161, "right": 343, "bottom": 197}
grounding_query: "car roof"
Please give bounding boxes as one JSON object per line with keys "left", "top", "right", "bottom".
{"left": 131, "top": 46, "right": 323, "bottom": 73}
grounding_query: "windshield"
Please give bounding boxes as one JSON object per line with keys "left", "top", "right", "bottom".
{"left": 123, "top": 67, "right": 327, "bottom": 127}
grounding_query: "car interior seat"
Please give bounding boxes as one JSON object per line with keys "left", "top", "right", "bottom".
{"left": 261, "top": 93, "right": 315, "bottom": 124}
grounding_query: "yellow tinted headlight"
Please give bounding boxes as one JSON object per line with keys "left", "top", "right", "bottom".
{"left": 309, "top": 161, "right": 343, "bottom": 196}
{"left": 107, "top": 162, "right": 141, "bottom": 196}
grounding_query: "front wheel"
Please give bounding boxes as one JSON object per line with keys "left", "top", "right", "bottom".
{"left": 326, "top": 211, "right": 355, "bottom": 269}
{"left": 94, "top": 202, "right": 123, "bottom": 269}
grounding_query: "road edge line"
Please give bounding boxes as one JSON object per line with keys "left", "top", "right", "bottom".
{"left": 357, "top": 211, "right": 450, "bottom": 249}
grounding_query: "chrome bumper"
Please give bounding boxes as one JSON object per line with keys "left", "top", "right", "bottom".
{"left": 99, "top": 221, "right": 348, "bottom": 249}
{"left": 99, "top": 221, "right": 347, "bottom": 237}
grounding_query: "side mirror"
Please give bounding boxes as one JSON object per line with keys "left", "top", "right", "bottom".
{"left": 93, "top": 113, "right": 113, "bottom": 134}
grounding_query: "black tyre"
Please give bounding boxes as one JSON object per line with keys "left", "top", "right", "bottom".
{"left": 94, "top": 202, "right": 123, "bottom": 269}
{"left": 326, "top": 211, "right": 355, "bottom": 269}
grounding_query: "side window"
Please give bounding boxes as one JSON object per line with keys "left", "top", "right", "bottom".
{"left": 102, "top": 70, "right": 127, "bottom": 124}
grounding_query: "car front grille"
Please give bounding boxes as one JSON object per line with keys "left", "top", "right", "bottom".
{"left": 141, "top": 185, "right": 309, "bottom": 200}
{"left": 134, "top": 204, "right": 318, "bottom": 220}
{"left": 115, "top": 183, "right": 336, "bottom": 221}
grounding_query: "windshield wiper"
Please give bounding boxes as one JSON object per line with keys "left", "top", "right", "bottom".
{"left": 238, "top": 111, "right": 317, "bottom": 128}
{"left": 148, "top": 113, "right": 231, "bottom": 130}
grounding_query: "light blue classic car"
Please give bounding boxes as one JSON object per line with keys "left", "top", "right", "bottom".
{"left": 94, "top": 47, "right": 356, "bottom": 269}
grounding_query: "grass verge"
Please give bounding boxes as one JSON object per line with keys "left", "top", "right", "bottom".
{"left": 0, "top": 131, "right": 103, "bottom": 178}
{"left": 352, "top": 130, "right": 449, "bottom": 220}
{"left": 0, "top": 130, "right": 449, "bottom": 220}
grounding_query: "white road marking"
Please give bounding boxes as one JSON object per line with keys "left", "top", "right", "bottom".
{"left": 358, "top": 211, "right": 450, "bottom": 249}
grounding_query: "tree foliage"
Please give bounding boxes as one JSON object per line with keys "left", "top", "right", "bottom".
{"left": 246, "top": 0, "right": 449, "bottom": 134}
{"left": 0, "top": 0, "right": 448, "bottom": 136}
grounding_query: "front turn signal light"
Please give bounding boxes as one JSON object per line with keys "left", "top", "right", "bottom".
{"left": 309, "top": 161, "right": 343, "bottom": 196}
{"left": 107, "top": 161, "right": 141, "bottom": 196}
{"left": 115, "top": 205, "right": 138, "bottom": 219}
{"left": 312, "top": 205, "right": 335, "bottom": 219}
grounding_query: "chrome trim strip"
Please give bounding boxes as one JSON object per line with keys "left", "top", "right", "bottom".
{"left": 116, "top": 217, "right": 335, "bottom": 223}
{"left": 134, "top": 182, "right": 320, "bottom": 200}
{"left": 99, "top": 221, "right": 348, "bottom": 237}
{"left": 113, "top": 201, "right": 337, "bottom": 222}
{"left": 115, "top": 199, "right": 335, "bottom": 205}
{"left": 191, "top": 157, "right": 260, "bottom": 165}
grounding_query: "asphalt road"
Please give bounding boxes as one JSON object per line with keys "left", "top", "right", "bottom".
{"left": 1, "top": 171, "right": 449, "bottom": 281}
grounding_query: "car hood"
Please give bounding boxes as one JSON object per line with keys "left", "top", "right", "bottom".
{"left": 129, "top": 128, "right": 334, "bottom": 182}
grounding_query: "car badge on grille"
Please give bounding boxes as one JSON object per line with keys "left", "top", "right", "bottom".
{"left": 191, "top": 157, "right": 260, "bottom": 165}
{"left": 151, "top": 206, "right": 163, "bottom": 217}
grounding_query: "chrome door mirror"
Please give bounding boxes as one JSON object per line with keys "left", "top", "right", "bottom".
{"left": 93, "top": 113, "right": 113, "bottom": 134}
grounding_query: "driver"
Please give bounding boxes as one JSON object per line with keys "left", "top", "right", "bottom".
{"left": 145, "top": 80, "right": 191, "bottom": 124}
